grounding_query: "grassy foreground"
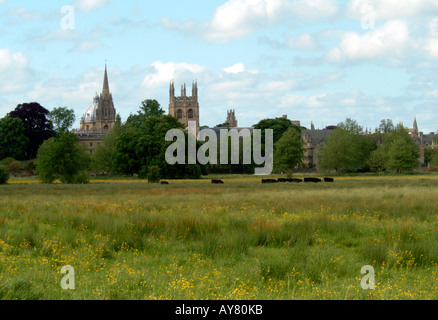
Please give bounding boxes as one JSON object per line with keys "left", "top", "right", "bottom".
{"left": 0, "top": 176, "right": 437, "bottom": 300}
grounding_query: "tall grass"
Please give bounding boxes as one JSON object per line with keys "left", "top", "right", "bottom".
{"left": 0, "top": 177, "right": 437, "bottom": 299}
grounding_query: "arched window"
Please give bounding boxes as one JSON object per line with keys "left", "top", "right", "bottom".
{"left": 177, "top": 109, "right": 183, "bottom": 119}
{"left": 188, "top": 109, "right": 194, "bottom": 119}
{"left": 104, "top": 125, "right": 109, "bottom": 131}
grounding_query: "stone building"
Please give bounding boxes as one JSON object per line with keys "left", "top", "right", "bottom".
{"left": 408, "top": 118, "right": 436, "bottom": 166}
{"left": 226, "top": 109, "right": 238, "bottom": 127}
{"left": 169, "top": 81, "right": 200, "bottom": 135}
{"left": 74, "top": 65, "right": 116, "bottom": 155}
{"left": 301, "top": 128, "right": 334, "bottom": 169}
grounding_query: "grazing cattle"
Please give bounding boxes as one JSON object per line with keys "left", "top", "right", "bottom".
{"left": 304, "top": 177, "right": 322, "bottom": 183}
{"left": 277, "top": 178, "right": 288, "bottom": 182}
{"left": 262, "top": 179, "right": 278, "bottom": 183}
{"left": 161, "top": 181, "right": 169, "bottom": 185}
{"left": 324, "top": 177, "right": 334, "bottom": 182}
{"left": 291, "top": 178, "right": 303, "bottom": 183}
{"left": 212, "top": 179, "right": 224, "bottom": 184}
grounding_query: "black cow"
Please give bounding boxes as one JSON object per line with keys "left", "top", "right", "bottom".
{"left": 277, "top": 178, "right": 288, "bottom": 182}
{"left": 291, "top": 178, "right": 303, "bottom": 183}
{"left": 324, "top": 177, "right": 334, "bottom": 182}
{"left": 212, "top": 179, "right": 224, "bottom": 184}
{"left": 262, "top": 179, "right": 278, "bottom": 183}
{"left": 161, "top": 181, "right": 169, "bottom": 185}
{"left": 304, "top": 177, "right": 322, "bottom": 183}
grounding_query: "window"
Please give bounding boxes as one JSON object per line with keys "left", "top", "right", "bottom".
{"left": 89, "top": 143, "right": 93, "bottom": 147}
{"left": 177, "top": 109, "right": 183, "bottom": 119}
{"left": 104, "top": 125, "right": 109, "bottom": 131}
{"left": 188, "top": 109, "right": 194, "bottom": 119}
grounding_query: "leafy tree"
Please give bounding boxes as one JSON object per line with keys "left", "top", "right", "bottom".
{"left": 337, "top": 118, "right": 363, "bottom": 135}
{"left": 253, "top": 117, "right": 301, "bottom": 145}
{"left": 379, "top": 119, "right": 394, "bottom": 134}
{"left": 36, "top": 133, "right": 90, "bottom": 184}
{"left": 0, "top": 117, "right": 29, "bottom": 160}
{"left": 318, "top": 119, "right": 376, "bottom": 172}
{"left": 126, "top": 100, "right": 165, "bottom": 128}
{"left": 90, "top": 121, "right": 126, "bottom": 174}
{"left": 48, "top": 107, "right": 76, "bottom": 135}
{"left": 8, "top": 102, "right": 54, "bottom": 159}
{"left": 114, "top": 110, "right": 205, "bottom": 179}
{"left": 144, "top": 165, "right": 161, "bottom": 183}
{"left": 385, "top": 137, "right": 419, "bottom": 172}
{"left": 274, "top": 127, "right": 304, "bottom": 171}
{"left": 368, "top": 146, "right": 389, "bottom": 174}
{"left": 0, "top": 166, "right": 9, "bottom": 184}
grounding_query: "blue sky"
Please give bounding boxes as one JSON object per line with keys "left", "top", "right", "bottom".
{"left": 1, "top": 0, "right": 438, "bottom": 133}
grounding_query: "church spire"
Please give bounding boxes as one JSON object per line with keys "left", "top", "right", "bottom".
{"left": 102, "top": 64, "right": 110, "bottom": 96}
{"left": 413, "top": 117, "right": 418, "bottom": 134}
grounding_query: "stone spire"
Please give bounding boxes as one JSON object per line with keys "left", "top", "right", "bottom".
{"left": 102, "top": 64, "right": 110, "bottom": 97}
{"left": 413, "top": 117, "right": 419, "bottom": 134}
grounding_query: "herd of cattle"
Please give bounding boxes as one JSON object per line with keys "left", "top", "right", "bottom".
{"left": 211, "top": 177, "right": 334, "bottom": 184}
{"left": 159, "top": 177, "right": 334, "bottom": 185}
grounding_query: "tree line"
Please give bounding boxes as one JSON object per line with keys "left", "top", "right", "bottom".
{"left": 0, "top": 100, "right": 437, "bottom": 184}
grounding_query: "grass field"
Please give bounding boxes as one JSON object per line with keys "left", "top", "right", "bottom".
{"left": 0, "top": 175, "right": 437, "bottom": 300}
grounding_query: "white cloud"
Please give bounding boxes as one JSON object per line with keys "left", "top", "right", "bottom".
{"left": 161, "top": 0, "right": 341, "bottom": 42}
{"left": 142, "top": 61, "right": 207, "bottom": 88}
{"left": 223, "top": 63, "right": 246, "bottom": 74}
{"left": 325, "top": 20, "right": 410, "bottom": 63}
{"left": 0, "top": 48, "right": 32, "bottom": 93}
{"left": 346, "top": 0, "right": 438, "bottom": 21}
{"left": 74, "top": 0, "right": 112, "bottom": 13}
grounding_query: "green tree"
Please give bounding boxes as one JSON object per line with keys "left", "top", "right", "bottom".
{"left": 0, "top": 117, "right": 29, "bottom": 160}
{"left": 274, "top": 127, "right": 304, "bottom": 171}
{"left": 36, "top": 133, "right": 90, "bottom": 184}
{"left": 368, "top": 146, "right": 389, "bottom": 174}
{"left": 379, "top": 119, "right": 394, "bottom": 134}
{"left": 376, "top": 123, "right": 420, "bottom": 173}
{"left": 49, "top": 107, "right": 76, "bottom": 135}
{"left": 318, "top": 119, "right": 376, "bottom": 172}
{"left": 90, "top": 121, "right": 126, "bottom": 174}
{"left": 126, "top": 99, "right": 165, "bottom": 128}
{"left": 8, "top": 102, "right": 54, "bottom": 159}
{"left": 0, "top": 166, "right": 9, "bottom": 184}
{"left": 253, "top": 117, "right": 301, "bottom": 145}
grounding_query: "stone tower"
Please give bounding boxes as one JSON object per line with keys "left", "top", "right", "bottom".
{"left": 80, "top": 64, "right": 116, "bottom": 133}
{"left": 169, "top": 81, "right": 200, "bottom": 134}
{"left": 226, "top": 109, "right": 238, "bottom": 127}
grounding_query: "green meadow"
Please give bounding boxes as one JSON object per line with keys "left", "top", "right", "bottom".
{"left": 0, "top": 175, "right": 437, "bottom": 300}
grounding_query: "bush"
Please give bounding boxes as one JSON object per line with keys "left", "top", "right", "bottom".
{"left": 147, "top": 166, "right": 161, "bottom": 183}
{"left": 6, "top": 161, "right": 21, "bottom": 175}
{"left": 0, "top": 166, "right": 9, "bottom": 184}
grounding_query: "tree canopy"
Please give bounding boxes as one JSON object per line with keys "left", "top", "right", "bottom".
{"left": 36, "top": 133, "right": 90, "bottom": 184}
{"left": 48, "top": 107, "right": 76, "bottom": 135}
{"left": 8, "top": 102, "right": 54, "bottom": 159}
{"left": 253, "top": 117, "right": 301, "bottom": 145}
{"left": 273, "top": 127, "right": 304, "bottom": 171}
{"left": 0, "top": 116, "right": 29, "bottom": 160}
{"left": 318, "top": 119, "right": 376, "bottom": 172}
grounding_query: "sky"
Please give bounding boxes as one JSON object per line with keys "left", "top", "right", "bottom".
{"left": 1, "top": 0, "right": 438, "bottom": 133}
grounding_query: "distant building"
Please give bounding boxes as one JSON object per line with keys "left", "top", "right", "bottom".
{"left": 408, "top": 118, "right": 436, "bottom": 166}
{"left": 226, "top": 109, "right": 238, "bottom": 128}
{"left": 74, "top": 65, "right": 116, "bottom": 155}
{"left": 169, "top": 81, "right": 200, "bottom": 135}
{"left": 301, "top": 128, "right": 334, "bottom": 169}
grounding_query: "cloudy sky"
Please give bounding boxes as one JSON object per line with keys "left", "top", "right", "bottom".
{"left": 1, "top": 0, "right": 438, "bottom": 133}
